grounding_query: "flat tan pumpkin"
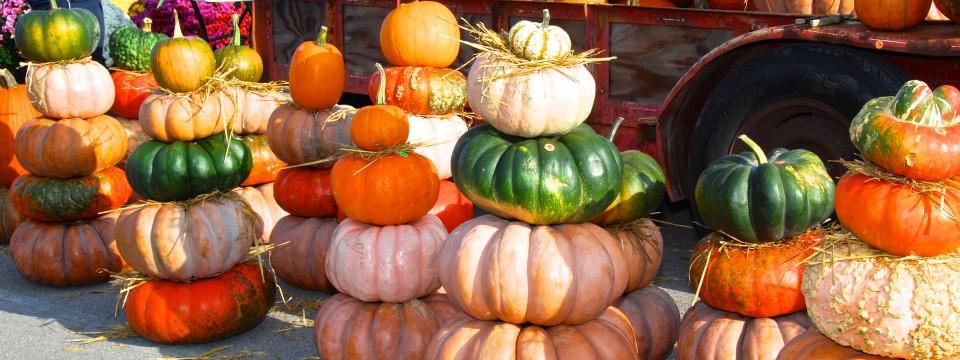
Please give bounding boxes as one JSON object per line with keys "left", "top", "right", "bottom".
{"left": 226, "top": 87, "right": 288, "bottom": 135}
{"left": 233, "top": 183, "right": 288, "bottom": 243}
{"left": 139, "top": 90, "right": 236, "bottom": 142}
{"left": 614, "top": 287, "right": 681, "bottom": 360}
{"left": 15, "top": 115, "right": 127, "bottom": 179}
{"left": 26, "top": 60, "right": 114, "bottom": 119}
{"left": 608, "top": 219, "right": 663, "bottom": 293}
{"left": 676, "top": 301, "right": 813, "bottom": 360}
{"left": 266, "top": 104, "right": 354, "bottom": 167}
{"left": 268, "top": 215, "right": 337, "bottom": 292}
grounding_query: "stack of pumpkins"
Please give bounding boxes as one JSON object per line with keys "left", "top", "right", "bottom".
{"left": 426, "top": 10, "right": 680, "bottom": 359}
{"left": 785, "top": 80, "right": 960, "bottom": 359}
{"left": 107, "top": 16, "right": 164, "bottom": 163}
{"left": 8, "top": 0, "right": 132, "bottom": 287}
{"left": 112, "top": 12, "right": 273, "bottom": 345}
{"left": 679, "top": 135, "right": 836, "bottom": 359}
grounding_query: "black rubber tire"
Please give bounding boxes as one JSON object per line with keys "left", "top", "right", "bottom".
{"left": 686, "top": 43, "right": 909, "bottom": 233}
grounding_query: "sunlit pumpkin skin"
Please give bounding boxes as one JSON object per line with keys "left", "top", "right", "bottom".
{"left": 109, "top": 18, "right": 168, "bottom": 72}
{"left": 608, "top": 219, "right": 663, "bottom": 293}
{"left": 694, "top": 136, "right": 834, "bottom": 243}
{"left": 422, "top": 292, "right": 470, "bottom": 325}
{"left": 803, "top": 238, "right": 960, "bottom": 359}
{"left": 9, "top": 213, "right": 127, "bottom": 287}
{"left": 452, "top": 124, "right": 622, "bottom": 225}
{"left": 214, "top": 14, "right": 263, "bottom": 82}
{"left": 139, "top": 90, "right": 236, "bottom": 143}
{"left": 593, "top": 150, "right": 666, "bottom": 225}
{"left": 380, "top": 1, "right": 460, "bottom": 68}
{"left": 268, "top": 215, "right": 337, "bottom": 292}
{"left": 233, "top": 183, "right": 288, "bottom": 243}
{"left": 14, "top": 0, "right": 100, "bottom": 62}
{"left": 114, "top": 193, "right": 262, "bottom": 282}
{"left": 689, "top": 231, "right": 820, "bottom": 318}
{"left": 935, "top": 0, "right": 960, "bottom": 21}
{"left": 332, "top": 153, "right": 440, "bottom": 226}
{"left": 430, "top": 180, "right": 473, "bottom": 233}
{"left": 835, "top": 172, "right": 960, "bottom": 256}
{"left": 930, "top": 1, "right": 952, "bottom": 19}
{"left": 15, "top": 115, "right": 127, "bottom": 179}
{"left": 467, "top": 55, "right": 595, "bottom": 137}
{"left": 273, "top": 167, "right": 337, "bottom": 218}
{"left": 289, "top": 27, "right": 344, "bottom": 110}
{"left": 367, "top": 66, "right": 466, "bottom": 115}
{"left": 752, "top": 0, "right": 855, "bottom": 14}
{"left": 326, "top": 215, "right": 447, "bottom": 303}
{"left": 352, "top": 65, "right": 410, "bottom": 151}
{"left": 855, "top": 0, "right": 931, "bottom": 31}
{"left": 0, "top": 187, "right": 26, "bottom": 244}
{"left": 266, "top": 104, "right": 354, "bottom": 167}
{"left": 778, "top": 330, "right": 887, "bottom": 360}
{"left": 850, "top": 80, "right": 960, "bottom": 181}
{"left": 111, "top": 71, "right": 159, "bottom": 120}
{"left": 125, "top": 132, "right": 252, "bottom": 202}
{"left": 676, "top": 302, "right": 813, "bottom": 360}
{"left": 225, "top": 87, "right": 287, "bottom": 135}
{"left": 240, "top": 134, "right": 285, "bottom": 186}
{"left": 125, "top": 263, "right": 275, "bottom": 344}
{"left": 508, "top": 10, "right": 572, "bottom": 61}
{"left": 409, "top": 114, "right": 468, "bottom": 180}
{"left": 315, "top": 293, "right": 449, "bottom": 360}
{"left": 424, "top": 307, "right": 640, "bottom": 360}
{"left": 26, "top": 60, "right": 115, "bottom": 119}
{"left": 150, "top": 13, "right": 216, "bottom": 93}
{"left": 11, "top": 167, "right": 132, "bottom": 223}
{"left": 614, "top": 286, "right": 682, "bottom": 360}
{"left": 0, "top": 70, "right": 40, "bottom": 187}
{"left": 439, "top": 215, "right": 629, "bottom": 326}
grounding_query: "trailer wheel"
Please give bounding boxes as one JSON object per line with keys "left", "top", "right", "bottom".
{"left": 687, "top": 43, "right": 908, "bottom": 229}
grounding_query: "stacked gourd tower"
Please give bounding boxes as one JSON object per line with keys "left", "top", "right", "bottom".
{"left": 677, "top": 133, "right": 836, "bottom": 356}
{"left": 8, "top": 0, "right": 133, "bottom": 287}
{"left": 113, "top": 12, "right": 273, "bottom": 345}
{"left": 795, "top": 80, "right": 960, "bottom": 359}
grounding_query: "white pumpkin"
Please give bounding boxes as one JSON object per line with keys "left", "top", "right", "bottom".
{"left": 508, "top": 9, "right": 572, "bottom": 61}
{"left": 226, "top": 87, "right": 289, "bottom": 135}
{"left": 466, "top": 54, "right": 595, "bottom": 138}
{"left": 26, "top": 60, "right": 115, "bottom": 119}
{"left": 408, "top": 114, "right": 468, "bottom": 180}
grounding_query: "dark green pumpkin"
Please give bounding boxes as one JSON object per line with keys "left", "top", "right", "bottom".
{"left": 451, "top": 124, "right": 623, "bottom": 225}
{"left": 10, "top": 167, "right": 132, "bottom": 222}
{"left": 126, "top": 133, "right": 252, "bottom": 202}
{"left": 14, "top": 0, "right": 100, "bottom": 62}
{"left": 109, "top": 18, "right": 168, "bottom": 72}
{"left": 592, "top": 150, "right": 666, "bottom": 225}
{"left": 214, "top": 14, "right": 262, "bottom": 82}
{"left": 694, "top": 135, "right": 835, "bottom": 243}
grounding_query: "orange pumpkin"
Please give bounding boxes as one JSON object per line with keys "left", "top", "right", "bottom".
{"left": 351, "top": 63, "right": 410, "bottom": 151}
{"left": 614, "top": 287, "right": 682, "bottom": 360}
{"left": 111, "top": 71, "right": 158, "bottom": 120}
{"left": 0, "top": 69, "right": 39, "bottom": 187}
{"left": 15, "top": 115, "right": 128, "bottom": 179}
{"left": 289, "top": 26, "right": 344, "bottom": 110}
{"left": 331, "top": 153, "right": 439, "bottom": 226}
{"left": 429, "top": 180, "right": 473, "bottom": 232}
{"left": 273, "top": 167, "right": 338, "bottom": 218}
{"left": 380, "top": 1, "right": 460, "bottom": 68}
{"left": 855, "top": 0, "right": 932, "bottom": 31}
{"left": 0, "top": 187, "right": 25, "bottom": 244}
{"left": 268, "top": 216, "right": 337, "bottom": 292}
{"left": 240, "top": 134, "right": 286, "bottom": 186}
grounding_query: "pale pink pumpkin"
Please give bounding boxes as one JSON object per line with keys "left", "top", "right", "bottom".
{"left": 26, "top": 60, "right": 114, "bottom": 119}
{"left": 326, "top": 215, "right": 447, "bottom": 302}
{"left": 609, "top": 219, "right": 663, "bottom": 293}
{"left": 233, "top": 183, "right": 288, "bottom": 243}
{"left": 407, "top": 114, "right": 468, "bottom": 180}
{"left": 268, "top": 215, "right": 338, "bottom": 292}
{"left": 139, "top": 90, "right": 237, "bottom": 143}
{"left": 225, "top": 87, "right": 288, "bottom": 135}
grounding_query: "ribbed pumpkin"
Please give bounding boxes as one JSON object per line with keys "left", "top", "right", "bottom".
{"left": 409, "top": 114, "right": 468, "bottom": 180}
{"left": 0, "top": 187, "right": 25, "bottom": 244}
{"left": 9, "top": 213, "right": 127, "bottom": 287}
{"left": 14, "top": 0, "right": 100, "bottom": 62}
{"left": 15, "top": 115, "right": 127, "bottom": 179}
{"left": 114, "top": 193, "right": 262, "bottom": 282}
{"left": 225, "top": 87, "right": 287, "bottom": 135}
{"left": 125, "top": 263, "right": 275, "bottom": 344}
{"left": 614, "top": 287, "right": 682, "bottom": 360}
{"left": 315, "top": 294, "right": 450, "bottom": 360}
{"left": 26, "top": 60, "right": 115, "bottom": 119}
{"left": 326, "top": 215, "right": 447, "bottom": 303}
{"left": 125, "top": 132, "right": 252, "bottom": 202}
{"left": 676, "top": 302, "right": 813, "bottom": 360}
{"left": 289, "top": 27, "right": 344, "bottom": 110}
{"left": 233, "top": 183, "right": 287, "bottom": 242}
{"left": 425, "top": 307, "right": 640, "bottom": 359}
{"left": 111, "top": 71, "right": 159, "bottom": 120}
{"left": 0, "top": 69, "right": 39, "bottom": 187}
{"left": 778, "top": 330, "right": 887, "bottom": 360}
{"left": 150, "top": 12, "right": 216, "bottom": 93}
{"left": 266, "top": 104, "right": 354, "bottom": 167}
{"left": 367, "top": 66, "right": 466, "bottom": 115}
{"left": 240, "top": 134, "right": 286, "bottom": 186}
{"left": 268, "top": 216, "right": 337, "bottom": 292}
{"left": 352, "top": 63, "right": 410, "bottom": 151}
{"left": 855, "top": 0, "right": 932, "bottom": 31}
{"left": 694, "top": 135, "right": 834, "bottom": 243}
{"left": 593, "top": 149, "right": 666, "bottom": 225}
{"left": 11, "top": 167, "right": 132, "bottom": 223}
{"left": 752, "top": 0, "right": 855, "bottom": 14}
{"left": 508, "top": 10, "right": 572, "bottom": 61}
{"left": 273, "top": 167, "right": 337, "bottom": 218}
{"left": 380, "top": 1, "right": 460, "bottom": 68}
{"left": 439, "top": 215, "right": 629, "bottom": 326}
{"left": 452, "top": 124, "right": 622, "bottom": 225}
{"left": 139, "top": 90, "right": 236, "bottom": 143}
{"left": 609, "top": 219, "right": 663, "bottom": 293}
{"left": 214, "top": 14, "right": 263, "bottom": 82}
{"left": 430, "top": 180, "right": 473, "bottom": 233}
{"left": 331, "top": 152, "right": 439, "bottom": 226}
{"left": 108, "top": 18, "right": 168, "bottom": 72}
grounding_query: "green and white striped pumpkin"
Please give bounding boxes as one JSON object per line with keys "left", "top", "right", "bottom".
{"left": 507, "top": 9, "right": 572, "bottom": 61}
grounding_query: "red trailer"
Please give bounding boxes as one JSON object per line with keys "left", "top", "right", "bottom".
{"left": 251, "top": 0, "right": 960, "bottom": 201}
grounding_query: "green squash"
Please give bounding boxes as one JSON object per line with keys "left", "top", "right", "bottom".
{"left": 694, "top": 135, "right": 835, "bottom": 243}
{"left": 126, "top": 133, "right": 253, "bottom": 202}
{"left": 14, "top": 0, "right": 100, "bottom": 62}
{"left": 451, "top": 124, "right": 623, "bottom": 225}
{"left": 592, "top": 151, "right": 666, "bottom": 225}
{"left": 109, "top": 18, "right": 168, "bottom": 72}
{"left": 214, "top": 14, "right": 263, "bottom": 82}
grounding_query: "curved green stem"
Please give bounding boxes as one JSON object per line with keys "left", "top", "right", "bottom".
{"left": 608, "top": 117, "right": 624, "bottom": 142}
{"left": 173, "top": 10, "right": 183, "bottom": 38}
{"left": 541, "top": 9, "right": 551, "bottom": 28}
{"left": 738, "top": 135, "right": 768, "bottom": 164}
{"left": 315, "top": 26, "right": 328, "bottom": 46}
{"left": 50, "top": 0, "right": 58, "bottom": 9}
{"left": 142, "top": 17, "right": 153, "bottom": 32}
{"left": 0, "top": 69, "right": 17, "bottom": 89}
{"left": 230, "top": 14, "right": 241, "bottom": 46}
{"left": 374, "top": 63, "right": 387, "bottom": 105}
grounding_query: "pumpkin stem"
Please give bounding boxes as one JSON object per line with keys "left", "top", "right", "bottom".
{"left": 315, "top": 26, "right": 328, "bottom": 46}
{"left": 738, "top": 135, "right": 768, "bottom": 164}
{"left": 173, "top": 10, "right": 183, "bottom": 38}
{"left": 142, "top": 18, "right": 153, "bottom": 32}
{"left": 49, "top": 0, "right": 58, "bottom": 9}
{"left": 230, "top": 14, "right": 241, "bottom": 46}
{"left": 374, "top": 63, "right": 387, "bottom": 106}
{"left": 541, "top": 9, "right": 551, "bottom": 28}
{"left": 608, "top": 117, "right": 624, "bottom": 142}
{"left": 0, "top": 69, "right": 17, "bottom": 89}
